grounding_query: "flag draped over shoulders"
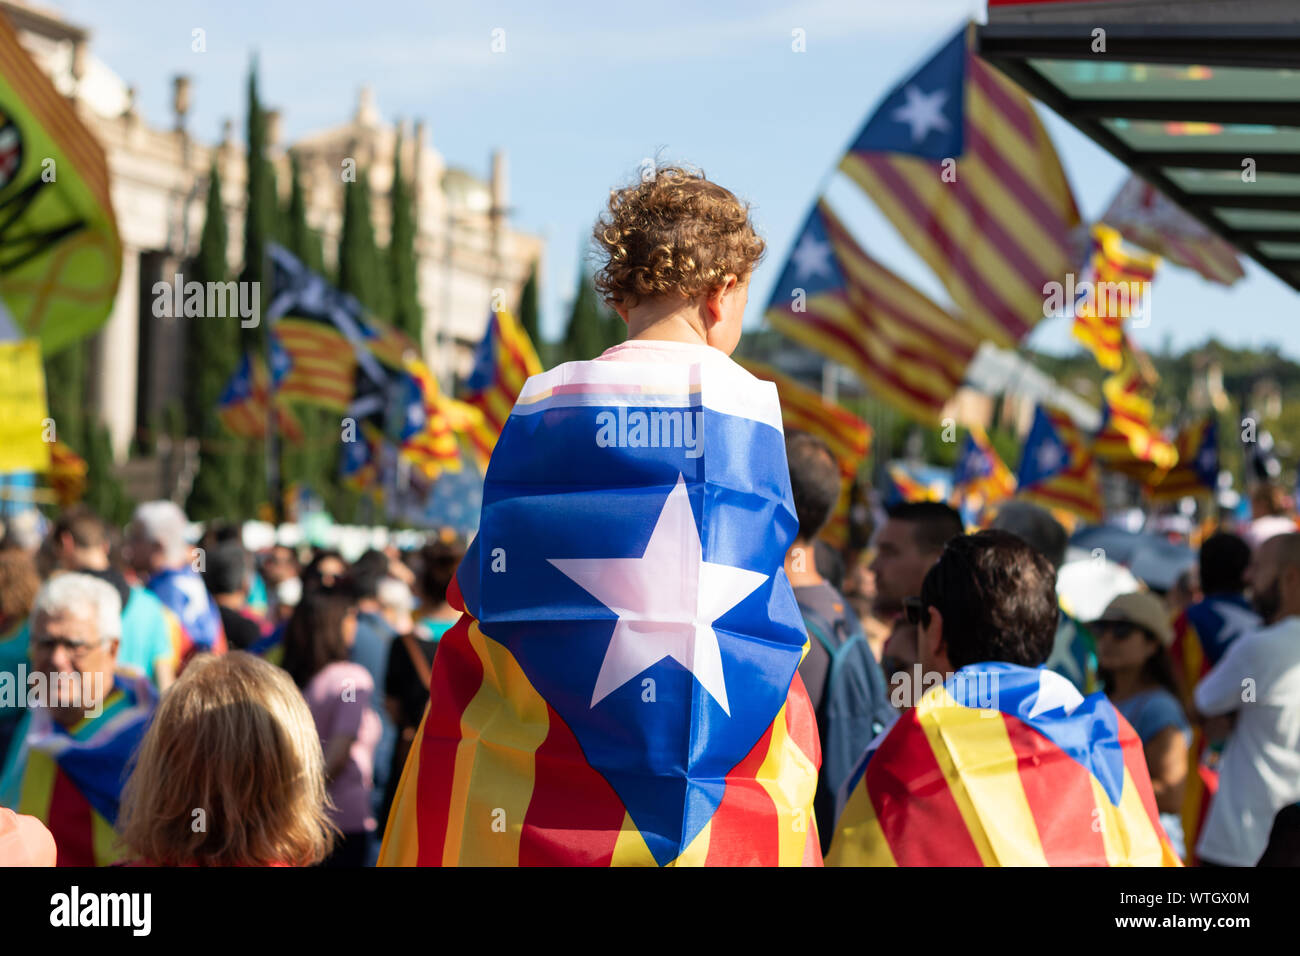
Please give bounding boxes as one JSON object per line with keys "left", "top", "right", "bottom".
{"left": 827, "top": 662, "right": 1181, "bottom": 867}
{"left": 380, "top": 353, "right": 822, "bottom": 866}
{"left": 1, "top": 671, "right": 155, "bottom": 866}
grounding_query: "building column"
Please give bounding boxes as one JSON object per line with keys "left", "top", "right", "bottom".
{"left": 95, "top": 243, "right": 140, "bottom": 462}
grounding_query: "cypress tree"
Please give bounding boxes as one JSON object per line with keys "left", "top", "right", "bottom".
{"left": 563, "top": 267, "right": 608, "bottom": 363}
{"left": 240, "top": 57, "right": 271, "bottom": 516}
{"left": 518, "top": 260, "right": 541, "bottom": 348}
{"left": 185, "top": 162, "right": 243, "bottom": 520}
{"left": 337, "top": 168, "right": 390, "bottom": 319}
{"left": 388, "top": 134, "right": 422, "bottom": 343}
{"left": 280, "top": 154, "right": 334, "bottom": 512}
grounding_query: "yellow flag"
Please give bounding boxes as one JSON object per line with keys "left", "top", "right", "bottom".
{"left": 0, "top": 339, "right": 51, "bottom": 472}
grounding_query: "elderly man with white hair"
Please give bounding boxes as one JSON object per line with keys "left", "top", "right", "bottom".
{"left": 124, "top": 500, "right": 226, "bottom": 665}
{"left": 0, "top": 574, "right": 156, "bottom": 866}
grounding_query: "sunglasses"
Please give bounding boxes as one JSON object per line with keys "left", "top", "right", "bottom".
{"left": 1095, "top": 622, "right": 1145, "bottom": 641}
{"left": 903, "top": 596, "right": 931, "bottom": 629}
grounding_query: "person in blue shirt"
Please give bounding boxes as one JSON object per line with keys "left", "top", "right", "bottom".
{"left": 1093, "top": 590, "right": 1191, "bottom": 861}
{"left": 48, "top": 507, "right": 175, "bottom": 690}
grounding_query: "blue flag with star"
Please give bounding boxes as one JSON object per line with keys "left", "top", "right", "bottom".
{"left": 378, "top": 352, "right": 825, "bottom": 866}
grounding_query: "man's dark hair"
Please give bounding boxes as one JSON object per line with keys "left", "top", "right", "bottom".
{"left": 204, "top": 541, "right": 249, "bottom": 595}
{"left": 50, "top": 507, "right": 108, "bottom": 550}
{"left": 785, "top": 431, "right": 842, "bottom": 542}
{"left": 1199, "top": 532, "right": 1251, "bottom": 595}
{"left": 885, "top": 501, "right": 964, "bottom": 555}
{"left": 920, "top": 529, "right": 1059, "bottom": 670}
{"left": 350, "top": 549, "right": 390, "bottom": 600}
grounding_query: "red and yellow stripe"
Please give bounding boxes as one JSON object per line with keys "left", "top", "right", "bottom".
{"left": 841, "top": 49, "right": 1080, "bottom": 349}
{"left": 379, "top": 576, "right": 822, "bottom": 866}
{"left": 828, "top": 683, "right": 1179, "bottom": 866}
{"left": 767, "top": 203, "right": 980, "bottom": 424}
{"left": 274, "top": 317, "right": 358, "bottom": 411}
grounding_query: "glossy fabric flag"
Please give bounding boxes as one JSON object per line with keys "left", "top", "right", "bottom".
{"left": 217, "top": 352, "right": 303, "bottom": 442}
{"left": 380, "top": 354, "right": 822, "bottom": 866}
{"left": 399, "top": 355, "right": 467, "bottom": 480}
{"left": 765, "top": 201, "right": 980, "bottom": 424}
{"left": 1094, "top": 344, "right": 1176, "bottom": 481}
{"left": 1016, "top": 405, "right": 1102, "bottom": 524}
{"left": 888, "top": 464, "right": 943, "bottom": 504}
{"left": 1147, "top": 418, "right": 1218, "bottom": 503}
{"left": 0, "top": 670, "right": 155, "bottom": 866}
{"left": 950, "top": 425, "right": 1015, "bottom": 522}
{"left": 736, "top": 359, "right": 872, "bottom": 549}
{"left": 0, "top": 13, "right": 121, "bottom": 355}
{"left": 827, "top": 663, "right": 1182, "bottom": 866}
{"left": 462, "top": 308, "right": 543, "bottom": 468}
{"left": 838, "top": 25, "right": 1081, "bottom": 348}
{"left": 1101, "top": 175, "right": 1243, "bottom": 287}
{"left": 1072, "top": 224, "right": 1158, "bottom": 372}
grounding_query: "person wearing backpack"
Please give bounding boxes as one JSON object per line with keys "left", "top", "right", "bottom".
{"left": 783, "top": 432, "right": 896, "bottom": 853}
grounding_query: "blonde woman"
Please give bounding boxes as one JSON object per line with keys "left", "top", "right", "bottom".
{"left": 118, "top": 652, "right": 335, "bottom": 866}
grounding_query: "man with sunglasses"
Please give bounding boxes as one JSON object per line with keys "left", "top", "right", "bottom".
{"left": 0, "top": 574, "right": 155, "bottom": 865}
{"left": 1193, "top": 532, "right": 1300, "bottom": 867}
{"left": 828, "top": 531, "right": 1180, "bottom": 866}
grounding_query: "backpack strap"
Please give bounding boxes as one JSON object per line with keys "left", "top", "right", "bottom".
{"left": 400, "top": 632, "right": 433, "bottom": 691}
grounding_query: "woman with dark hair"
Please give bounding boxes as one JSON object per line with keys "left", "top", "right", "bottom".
{"left": 281, "top": 584, "right": 380, "bottom": 867}
{"left": 301, "top": 549, "right": 348, "bottom": 593}
{"left": 1092, "top": 591, "right": 1191, "bottom": 860}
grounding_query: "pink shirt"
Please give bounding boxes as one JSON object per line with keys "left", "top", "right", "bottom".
{"left": 304, "top": 661, "right": 382, "bottom": 834}
{"left": 596, "top": 339, "right": 728, "bottom": 365}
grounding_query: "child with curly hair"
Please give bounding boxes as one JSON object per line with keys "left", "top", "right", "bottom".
{"left": 590, "top": 164, "right": 765, "bottom": 362}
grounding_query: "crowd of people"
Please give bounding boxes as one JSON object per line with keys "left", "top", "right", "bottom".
{"left": 1, "top": 459, "right": 1296, "bottom": 866}
{"left": 1, "top": 164, "right": 1298, "bottom": 868}
{"left": 0, "top": 501, "right": 464, "bottom": 866}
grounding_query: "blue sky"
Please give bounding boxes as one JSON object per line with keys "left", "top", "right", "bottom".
{"left": 50, "top": 0, "right": 1299, "bottom": 357}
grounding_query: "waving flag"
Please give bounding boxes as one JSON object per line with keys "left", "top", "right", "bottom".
{"left": 1072, "top": 224, "right": 1158, "bottom": 372}
{"left": 46, "top": 439, "right": 87, "bottom": 507}
{"left": 462, "top": 308, "right": 542, "bottom": 468}
{"left": 951, "top": 425, "right": 1015, "bottom": 522}
{"left": 765, "top": 201, "right": 979, "bottom": 423}
{"left": 1101, "top": 174, "right": 1243, "bottom": 286}
{"left": 888, "top": 463, "right": 944, "bottom": 504}
{"left": 1093, "top": 344, "right": 1176, "bottom": 481}
{"left": 1147, "top": 418, "right": 1218, "bottom": 503}
{"left": 838, "top": 24, "right": 1081, "bottom": 348}
{"left": 399, "top": 355, "right": 469, "bottom": 479}
{"left": 380, "top": 354, "right": 821, "bottom": 866}
{"left": 1017, "top": 405, "right": 1102, "bottom": 524}
{"left": 737, "top": 359, "right": 871, "bottom": 548}
{"left": 0, "top": 670, "right": 155, "bottom": 866}
{"left": 217, "top": 352, "right": 303, "bottom": 442}
{"left": 827, "top": 663, "right": 1181, "bottom": 866}
{"left": 0, "top": 13, "right": 121, "bottom": 355}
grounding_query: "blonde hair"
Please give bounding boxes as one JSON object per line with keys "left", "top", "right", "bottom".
{"left": 118, "top": 652, "right": 335, "bottom": 866}
{"left": 592, "top": 164, "right": 765, "bottom": 308}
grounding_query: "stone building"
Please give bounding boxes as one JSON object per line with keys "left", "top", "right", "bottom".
{"left": 3, "top": 0, "right": 543, "bottom": 470}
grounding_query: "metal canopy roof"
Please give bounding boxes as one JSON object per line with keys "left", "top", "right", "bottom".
{"left": 975, "top": 22, "right": 1300, "bottom": 292}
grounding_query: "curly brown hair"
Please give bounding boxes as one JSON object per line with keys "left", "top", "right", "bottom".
{"left": 592, "top": 165, "right": 765, "bottom": 308}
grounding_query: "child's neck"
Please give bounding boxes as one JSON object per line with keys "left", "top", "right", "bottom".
{"left": 625, "top": 301, "right": 708, "bottom": 346}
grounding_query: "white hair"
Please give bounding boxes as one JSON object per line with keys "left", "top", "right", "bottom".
{"left": 32, "top": 573, "right": 122, "bottom": 640}
{"left": 377, "top": 576, "right": 414, "bottom": 613}
{"left": 131, "top": 500, "right": 191, "bottom": 566}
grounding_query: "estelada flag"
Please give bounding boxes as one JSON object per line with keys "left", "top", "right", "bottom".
{"left": 736, "top": 358, "right": 872, "bottom": 549}
{"left": 380, "top": 353, "right": 821, "bottom": 866}
{"left": 827, "top": 663, "right": 1182, "bottom": 866}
